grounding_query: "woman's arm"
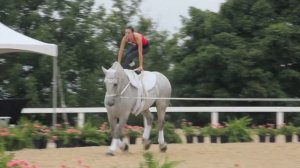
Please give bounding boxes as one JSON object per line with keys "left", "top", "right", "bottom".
{"left": 118, "top": 36, "right": 127, "bottom": 63}
{"left": 135, "top": 33, "right": 144, "bottom": 70}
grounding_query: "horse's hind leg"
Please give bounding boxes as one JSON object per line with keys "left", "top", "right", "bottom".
{"left": 141, "top": 109, "right": 153, "bottom": 150}
{"left": 156, "top": 101, "right": 168, "bottom": 152}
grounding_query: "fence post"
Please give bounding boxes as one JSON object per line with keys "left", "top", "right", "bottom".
{"left": 276, "top": 111, "right": 284, "bottom": 128}
{"left": 78, "top": 113, "right": 85, "bottom": 128}
{"left": 211, "top": 112, "right": 219, "bottom": 125}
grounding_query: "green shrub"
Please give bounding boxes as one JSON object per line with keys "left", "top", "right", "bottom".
{"left": 80, "top": 124, "right": 107, "bottom": 146}
{"left": 85, "top": 114, "right": 107, "bottom": 128}
{"left": 225, "top": 116, "right": 253, "bottom": 142}
{"left": 295, "top": 127, "right": 300, "bottom": 135}
{"left": 279, "top": 124, "right": 295, "bottom": 135}
{"left": 180, "top": 119, "right": 196, "bottom": 136}
{"left": 0, "top": 127, "right": 27, "bottom": 151}
{"left": 15, "top": 118, "right": 36, "bottom": 148}
{"left": 267, "top": 127, "right": 278, "bottom": 136}
{"left": 255, "top": 126, "right": 268, "bottom": 136}
{"left": 0, "top": 139, "right": 14, "bottom": 168}
{"left": 202, "top": 124, "right": 226, "bottom": 137}
{"left": 3, "top": 135, "right": 25, "bottom": 151}
{"left": 196, "top": 127, "right": 206, "bottom": 137}
{"left": 139, "top": 152, "right": 182, "bottom": 168}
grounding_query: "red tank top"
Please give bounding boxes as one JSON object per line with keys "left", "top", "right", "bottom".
{"left": 141, "top": 35, "right": 148, "bottom": 46}
{"left": 132, "top": 33, "right": 148, "bottom": 46}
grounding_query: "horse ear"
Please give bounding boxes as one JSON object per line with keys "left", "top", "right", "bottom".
{"left": 102, "top": 66, "right": 107, "bottom": 74}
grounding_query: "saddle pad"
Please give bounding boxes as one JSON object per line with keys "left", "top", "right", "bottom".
{"left": 124, "top": 69, "right": 156, "bottom": 91}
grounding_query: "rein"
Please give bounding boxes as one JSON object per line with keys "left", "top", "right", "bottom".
{"left": 120, "top": 82, "right": 131, "bottom": 95}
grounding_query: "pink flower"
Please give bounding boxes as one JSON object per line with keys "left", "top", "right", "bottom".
{"left": 65, "top": 127, "right": 81, "bottom": 134}
{"left": 7, "top": 159, "right": 37, "bottom": 168}
{"left": 77, "top": 159, "right": 82, "bottom": 165}
{"left": 211, "top": 123, "right": 221, "bottom": 128}
{"left": 99, "top": 122, "right": 109, "bottom": 132}
{"left": 34, "top": 123, "right": 41, "bottom": 129}
{"left": 32, "top": 164, "right": 40, "bottom": 168}
{"left": 55, "top": 124, "right": 62, "bottom": 128}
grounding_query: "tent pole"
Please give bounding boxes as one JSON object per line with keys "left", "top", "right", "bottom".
{"left": 52, "top": 57, "right": 58, "bottom": 128}
{"left": 57, "top": 67, "right": 69, "bottom": 123}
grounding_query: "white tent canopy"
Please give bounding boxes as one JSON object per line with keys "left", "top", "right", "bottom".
{"left": 0, "top": 22, "right": 57, "bottom": 56}
{"left": 0, "top": 22, "right": 58, "bottom": 126}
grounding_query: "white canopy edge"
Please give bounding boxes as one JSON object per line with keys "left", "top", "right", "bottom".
{"left": 0, "top": 22, "right": 57, "bottom": 57}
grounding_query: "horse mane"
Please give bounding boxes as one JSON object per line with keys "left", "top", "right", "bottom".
{"left": 111, "top": 62, "right": 123, "bottom": 71}
{"left": 110, "top": 61, "right": 127, "bottom": 77}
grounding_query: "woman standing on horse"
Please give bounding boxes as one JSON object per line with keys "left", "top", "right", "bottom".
{"left": 117, "top": 26, "right": 149, "bottom": 72}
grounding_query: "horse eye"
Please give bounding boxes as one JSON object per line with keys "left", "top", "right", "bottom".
{"left": 113, "top": 83, "right": 117, "bottom": 87}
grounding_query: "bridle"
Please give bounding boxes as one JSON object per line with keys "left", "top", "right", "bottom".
{"left": 104, "top": 78, "right": 131, "bottom": 98}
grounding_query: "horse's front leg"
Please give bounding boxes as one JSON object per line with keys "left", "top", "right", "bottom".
{"left": 107, "top": 115, "right": 118, "bottom": 156}
{"left": 141, "top": 109, "right": 153, "bottom": 150}
{"left": 117, "top": 116, "right": 130, "bottom": 152}
{"left": 107, "top": 115, "right": 129, "bottom": 156}
{"left": 106, "top": 114, "right": 126, "bottom": 154}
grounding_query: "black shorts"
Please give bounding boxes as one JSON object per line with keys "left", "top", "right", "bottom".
{"left": 123, "top": 43, "right": 149, "bottom": 69}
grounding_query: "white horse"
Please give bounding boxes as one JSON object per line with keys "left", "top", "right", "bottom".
{"left": 102, "top": 62, "right": 171, "bottom": 156}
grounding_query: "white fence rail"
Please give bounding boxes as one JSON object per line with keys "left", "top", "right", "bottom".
{"left": 21, "top": 106, "right": 300, "bottom": 128}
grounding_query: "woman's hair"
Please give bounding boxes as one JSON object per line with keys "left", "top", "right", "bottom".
{"left": 126, "top": 26, "right": 135, "bottom": 32}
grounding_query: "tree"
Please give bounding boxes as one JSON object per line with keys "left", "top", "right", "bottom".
{"left": 165, "top": 0, "right": 300, "bottom": 124}
{"left": 0, "top": 0, "right": 171, "bottom": 109}
{"left": 172, "top": 0, "right": 300, "bottom": 101}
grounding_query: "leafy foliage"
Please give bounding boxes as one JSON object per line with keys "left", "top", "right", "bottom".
{"left": 139, "top": 152, "right": 182, "bottom": 168}
{"left": 0, "top": 139, "right": 14, "bottom": 168}
{"left": 225, "top": 117, "right": 253, "bottom": 142}
{"left": 80, "top": 124, "right": 107, "bottom": 146}
{"left": 171, "top": 0, "right": 300, "bottom": 108}
{"left": 279, "top": 123, "right": 296, "bottom": 135}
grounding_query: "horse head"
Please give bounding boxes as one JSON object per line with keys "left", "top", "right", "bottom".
{"left": 102, "top": 62, "right": 126, "bottom": 106}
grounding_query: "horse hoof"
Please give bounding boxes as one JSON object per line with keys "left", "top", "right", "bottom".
{"left": 159, "top": 143, "right": 167, "bottom": 153}
{"left": 143, "top": 139, "right": 152, "bottom": 150}
{"left": 144, "top": 143, "right": 151, "bottom": 150}
{"left": 122, "top": 143, "right": 129, "bottom": 152}
{"left": 106, "top": 151, "right": 114, "bottom": 156}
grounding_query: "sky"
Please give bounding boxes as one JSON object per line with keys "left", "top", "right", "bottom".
{"left": 95, "top": 0, "right": 226, "bottom": 33}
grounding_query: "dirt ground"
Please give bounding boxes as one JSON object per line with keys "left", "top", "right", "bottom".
{"left": 11, "top": 135, "right": 300, "bottom": 168}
